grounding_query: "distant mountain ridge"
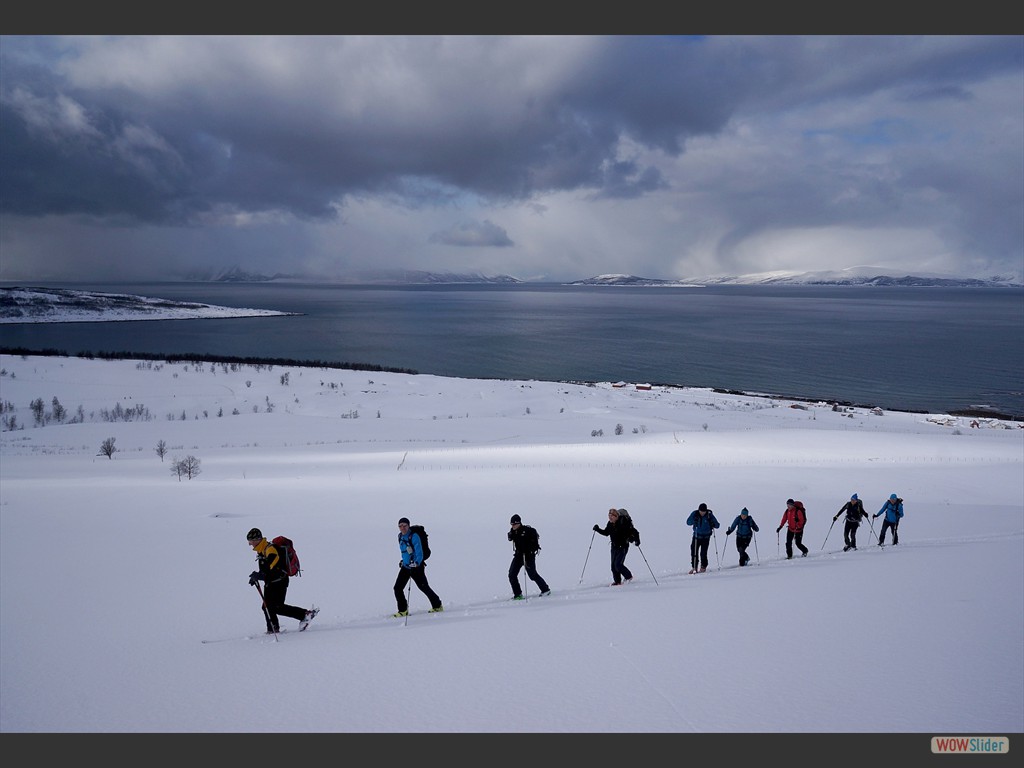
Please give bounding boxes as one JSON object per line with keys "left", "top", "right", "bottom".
{"left": 184, "top": 266, "right": 523, "bottom": 284}
{"left": 570, "top": 268, "right": 1022, "bottom": 288}
{"left": 567, "top": 274, "right": 699, "bottom": 286}
{"left": 181, "top": 265, "right": 1022, "bottom": 287}
{"left": 685, "top": 267, "right": 1023, "bottom": 287}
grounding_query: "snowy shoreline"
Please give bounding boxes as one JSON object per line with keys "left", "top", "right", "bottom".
{"left": 0, "top": 286, "right": 296, "bottom": 323}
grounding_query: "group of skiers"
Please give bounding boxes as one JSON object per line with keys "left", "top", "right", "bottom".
{"left": 243, "top": 494, "right": 904, "bottom": 632}
{"left": 589, "top": 493, "right": 905, "bottom": 582}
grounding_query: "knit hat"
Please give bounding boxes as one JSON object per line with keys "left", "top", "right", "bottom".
{"left": 786, "top": 498, "right": 795, "bottom": 505}
{"left": 740, "top": 508, "right": 749, "bottom": 515}
{"left": 510, "top": 514, "right": 522, "bottom": 525}
{"left": 698, "top": 503, "right": 708, "bottom": 511}
{"left": 246, "top": 527, "right": 262, "bottom": 542}
{"left": 398, "top": 517, "right": 410, "bottom": 526}
{"left": 851, "top": 494, "right": 858, "bottom": 501}
{"left": 890, "top": 493, "right": 898, "bottom": 501}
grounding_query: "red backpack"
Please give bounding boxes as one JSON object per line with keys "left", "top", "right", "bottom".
{"left": 271, "top": 535, "right": 301, "bottom": 577}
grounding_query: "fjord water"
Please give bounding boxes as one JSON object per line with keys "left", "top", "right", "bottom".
{"left": 2, "top": 282, "right": 1022, "bottom": 417}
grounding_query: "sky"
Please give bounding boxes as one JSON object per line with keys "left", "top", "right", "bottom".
{"left": 1, "top": 34, "right": 1022, "bottom": 284}
{"left": 1, "top": 314, "right": 1022, "bottom": 745}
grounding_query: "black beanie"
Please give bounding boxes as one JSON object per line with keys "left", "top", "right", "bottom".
{"left": 398, "top": 517, "right": 410, "bottom": 525}
{"left": 510, "top": 514, "right": 522, "bottom": 525}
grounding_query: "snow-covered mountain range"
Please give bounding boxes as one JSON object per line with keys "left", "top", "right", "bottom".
{"left": 570, "top": 267, "right": 1023, "bottom": 287}
{"left": 186, "top": 266, "right": 523, "bottom": 284}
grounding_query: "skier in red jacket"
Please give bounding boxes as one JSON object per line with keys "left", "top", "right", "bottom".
{"left": 776, "top": 499, "right": 809, "bottom": 559}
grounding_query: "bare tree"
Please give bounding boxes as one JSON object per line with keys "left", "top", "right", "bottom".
{"left": 30, "top": 397, "right": 45, "bottom": 426}
{"left": 155, "top": 439, "right": 168, "bottom": 462}
{"left": 51, "top": 396, "right": 66, "bottom": 423}
{"left": 99, "top": 437, "right": 117, "bottom": 459}
{"left": 172, "top": 455, "right": 202, "bottom": 480}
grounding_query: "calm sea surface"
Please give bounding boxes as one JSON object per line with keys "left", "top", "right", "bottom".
{"left": 2, "top": 282, "right": 1022, "bottom": 418}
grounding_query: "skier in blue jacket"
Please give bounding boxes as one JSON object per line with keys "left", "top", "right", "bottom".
{"left": 874, "top": 494, "right": 904, "bottom": 546}
{"left": 725, "top": 507, "right": 759, "bottom": 566}
{"left": 392, "top": 517, "right": 443, "bottom": 617}
{"left": 686, "top": 503, "right": 720, "bottom": 573}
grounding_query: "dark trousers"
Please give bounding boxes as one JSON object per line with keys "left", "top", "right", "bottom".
{"left": 735, "top": 534, "right": 752, "bottom": 565}
{"left": 843, "top": 520, "right": 861, "bottom": 548}
{"left": 394, "top": 565, "right": 442, "bottom": 611}
{"left": 610, "top": 544, "right": 633, "bottom": 584}
{"left": 879, "top": 519, "right": 899, "bottom": 545}
{"left": 786, "top": 529, "right": 808, "bottom": 558}
{"left": 691, "top": 536, "right": 711, "bottom": 569}
{"left": 509, "top": 551, "right": 549, "bottom": 596}
{"left": 261, "top": 576, "right": 306, "bottom": 631}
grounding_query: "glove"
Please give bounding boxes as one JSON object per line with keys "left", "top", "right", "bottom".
{"left": 634, "top": 535, "right": 641, "bottom": 546}
{"left": 248, "top": 571, "right": 259, "bottom": 586}
{"left": 406, "top": 561, "right": 419, "bottom": 568}
{"left": 776, "top": 526, "right": 782, "bottom": 533}
{"left": 593, "top": 524, "right": 600, "bottom": 532}
{"left": 833, "top": 515, "right": 839, "bottom": 522}
{"left": 726, "top": 528, "right": 733, "bottom": 535}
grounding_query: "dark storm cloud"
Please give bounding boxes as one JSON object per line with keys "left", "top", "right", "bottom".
{"left": 0, "top": 35, "right": 1021, "bottom": 282}
{"left": 0, "top": 36, "right": 789, "bottom": 224}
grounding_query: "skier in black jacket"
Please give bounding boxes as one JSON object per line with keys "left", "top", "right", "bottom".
{"left": 507, "top": 514, "right": 551, "bottom": 600}
{"left": 593, "top": 508, "right": 638, "bottom": 585}
{"left": 246, "top": 528, "right": 317, "bottom": 634}
{"left": 833, "top": 493, "right": 869, "bottom": 551}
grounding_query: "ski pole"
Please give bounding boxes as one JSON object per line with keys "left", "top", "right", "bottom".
{"left": 635, "top": 544, "right": 659, "bottom": 585}
{"left": 821, "top": 516, "right": 838, "bottom": 550}
{"left": 712, "top": 530, "right": 721, "bottom": 570}
{"left": 404, "top": 583, "right": 412, "bottom": 627}
{"left": 579, "top": 530, "right": 596, "bottom": 584}
{"left": 523, "top": 561, "right": 528, "bottom": 601}
{"left": 752, "top": 531, "right": 760, "bottom": 564}
{"left": 723, "top": 530, "right": 731, "bottom": 566}
{"left": 254, "top": 583, "right": 280, "bottom": 642}
{"left": 777, "top": 528, "right": 780, "bottom": 558}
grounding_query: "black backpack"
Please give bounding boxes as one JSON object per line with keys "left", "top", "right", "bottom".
{"left": 521, "top": 524, "right": 541, "bottom": 552}
{"left": 409, "top": 524, "right": 431, "bottom": 560}
{"left": 618, "top": 510, "right": 640, "bottom": 544}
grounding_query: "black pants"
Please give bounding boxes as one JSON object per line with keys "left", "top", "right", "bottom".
{"left": 843, "top": 520, "right": 861, "bottom": 548}
{"left": 735, "top": 534, "right": 752, "bottom": 565}
{"left": 261, "top": 575, "right": 306, "bottom": 631}
{"left": 691, "top": 537, "right": 711, "bottom": 569}
{"left": 394, "top": 565, "right": 442, "bottom": 611}
{"left": 610, "top": 544, "right": 633, "bottom": 584}
{"left": 509, "top": 551, "right": 549, "bottom": 596}
{"left": 786, "top": 529, "right": 808, "bottom": 558}
{"left": 879, "top": 519, "right": 899, "bottom": 545}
